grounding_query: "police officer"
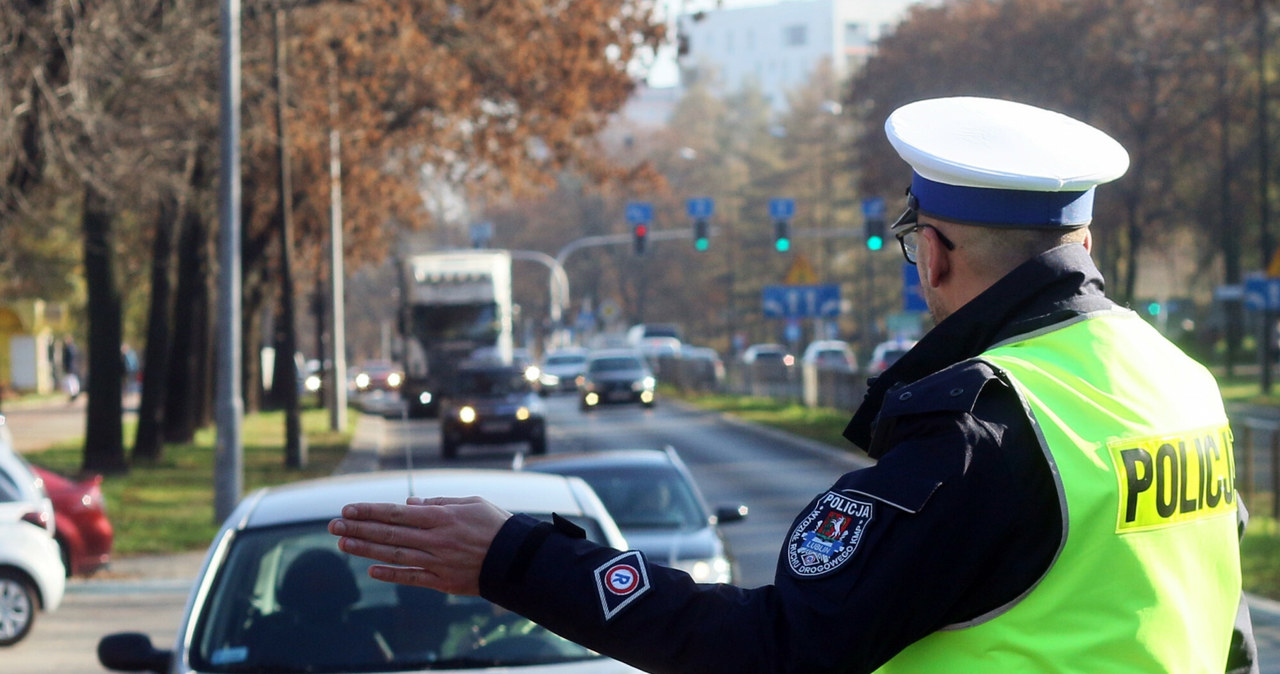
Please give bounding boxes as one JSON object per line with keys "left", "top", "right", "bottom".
{"left": 331, "top": 97, "right": 1256, "bottom": 673}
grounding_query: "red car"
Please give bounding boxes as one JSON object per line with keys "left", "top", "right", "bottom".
{"left": 31, "top": 466, "right": 113, "bottom": 577}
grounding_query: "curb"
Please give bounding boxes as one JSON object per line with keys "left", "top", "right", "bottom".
{"left": 665, "top": 398, "right": 872, "bottom": 469}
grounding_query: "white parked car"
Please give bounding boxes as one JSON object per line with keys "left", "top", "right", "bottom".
{"left": 867, "top": 338, "right": 918, "bottom": 375}
{"left": 801, "top": 340, "right": 858, "bottom": 373}
{"left": 98, "top": 469, "right": 643, "bottom": 673}
{"left": 0, "top": 417, "right": 66, "bottom": 647}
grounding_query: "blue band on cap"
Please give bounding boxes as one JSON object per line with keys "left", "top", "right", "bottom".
{"left": 911, "top": 174, "right": 1094, "bottom": 227}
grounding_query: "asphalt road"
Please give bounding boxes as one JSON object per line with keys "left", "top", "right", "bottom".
{"left": 4, "top": 394, "right": 1279, "bottom": 672}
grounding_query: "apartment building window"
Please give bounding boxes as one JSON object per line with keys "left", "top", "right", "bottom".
{"left": 783, "top": 24, "right": 807, "bottom": 47}
{"left": 844, "top": 22, "right": 865, "bottom": 45}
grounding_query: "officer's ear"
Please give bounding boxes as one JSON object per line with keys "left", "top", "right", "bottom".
{"left": 921, "top": 226, "right": 950, "bottom": 288}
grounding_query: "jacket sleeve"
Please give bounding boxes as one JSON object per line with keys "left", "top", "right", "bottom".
{"left": 479, "top": 366, "right": 1061, "bottom": 674}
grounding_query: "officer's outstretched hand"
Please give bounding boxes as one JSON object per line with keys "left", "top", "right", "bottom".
{"left": 329, "top": 496, "right": 513, "bottom": 596}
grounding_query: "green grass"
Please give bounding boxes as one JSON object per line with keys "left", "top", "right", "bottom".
{"left": 25, "top": 407, "right": 356, "bottom": 556}
{"left": 670, "top": 391, "right": 857, "bottom": 451}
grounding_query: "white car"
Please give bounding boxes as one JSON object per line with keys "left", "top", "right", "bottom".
{"left": 801, "top": 340, "right": 858, "bottom": 373}
{"left": 867, "top": 338, "right": 918, "bottom": 375}
{"left": 0, "top": 417, "right": 66, "bottom": 647}
{"left": 98, "top": 469, "right": 643, "bottom": 673}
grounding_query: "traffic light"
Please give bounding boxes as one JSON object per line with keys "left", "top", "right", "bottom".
{"left": 693, "top": 219, "right": 709, "bottom": 251}
{"left": 633, "top": 222, "right": 648, "bottom": 255}
{"left": 774, "top": 220, "right": 791, "bottom": 252}
{"left": 864, "top": 218, "right": 886, "bottom": 251}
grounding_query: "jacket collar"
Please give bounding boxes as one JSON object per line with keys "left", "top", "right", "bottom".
{"left": 842, "top": 243, "right": 1113, "bottom": 453}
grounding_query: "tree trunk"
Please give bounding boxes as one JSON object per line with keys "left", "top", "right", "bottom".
{"left": 242, "top": 278, "right": 265, "bottom": 414}
{"left": 80, "top": 184, "right": 127, "bottom": 474}
{"left": 164, "top": 205, "right": 212, "bottom": 443}
{"left": 133, "top": 149, "right": 199, "bottom": 462}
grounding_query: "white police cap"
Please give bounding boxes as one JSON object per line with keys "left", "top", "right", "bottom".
{"left": 885, "top": 97, "right": 1130, "bottom": 228}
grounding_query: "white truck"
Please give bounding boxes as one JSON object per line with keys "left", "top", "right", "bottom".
{"left": 398, "top": 250, "right": 514, "bottom": 417}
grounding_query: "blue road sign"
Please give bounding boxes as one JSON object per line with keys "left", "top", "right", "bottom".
{"left": 1244, "top": 275, "right": 1280, "bottom": 311}
{"left": 769, "top": 198, "right": 796, "bottom": 220}
{"left": 687, "top": 197, "right": 715, "bottom": 219}
{"left": 625, "top": 201, "right": 653, "bottom": 224}
{"left": 862, "top": 196, "right": 887, "bottom": 219}
{"left": 762, "top": 284, "right": 840, "bottom": 319}
{"left": 903, "top": 263, "right": 927, "bottom": 312}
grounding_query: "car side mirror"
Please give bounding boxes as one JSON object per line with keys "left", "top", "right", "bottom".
{"left": 98, "top": 632, "right": 172, "bottom": 673}
{"left": 713, "top": 504, "right": 749, "bottom": 525}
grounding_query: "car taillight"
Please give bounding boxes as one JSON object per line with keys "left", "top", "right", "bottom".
{"left": 20, "top": 511, "right": 49, "bottom": 529}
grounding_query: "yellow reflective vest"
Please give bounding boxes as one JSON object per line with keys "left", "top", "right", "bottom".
{"left": 877, "top": 310, "right": 1241, "bottom": 673}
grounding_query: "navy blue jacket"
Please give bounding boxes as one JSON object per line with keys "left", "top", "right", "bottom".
{"left": 480, "top": 244, "right": 1255, "bottom": 673}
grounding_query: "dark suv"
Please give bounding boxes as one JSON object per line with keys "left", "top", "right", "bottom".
{"left": 440, "top": 362, "right": 547, "bottom": 459}
{"left": 579, "top": 349, "right": 656, "bottom": 411}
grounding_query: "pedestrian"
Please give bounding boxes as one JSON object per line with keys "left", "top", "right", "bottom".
{"left": 61, "top": 335, "right": 81, "bottom": 402}
{"left": 120, "top": 342, "right": 140, "bottom": 396}
{"left": 329, "top": 97, "right": 1256, "bottom": 673}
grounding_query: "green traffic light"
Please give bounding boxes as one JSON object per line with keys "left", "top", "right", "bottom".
{"left": 695, "top": 238, "right": 709, "bottom": 252}
{"left": 866, "top": 236, "right": 884, "bottom": 251}
{"left": 1147, "top": 302, "right": 1161, "bottom": 316}
{"left": 775, "top": 238, "right": 791, "bottom": 252}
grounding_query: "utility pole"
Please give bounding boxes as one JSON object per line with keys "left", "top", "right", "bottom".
{"left": 215, "top": 0, "right": 243, "bottom": 522}
{"left": 328, "top": 45, "right": 348, "bottom": 432}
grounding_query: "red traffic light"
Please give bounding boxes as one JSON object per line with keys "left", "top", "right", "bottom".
{"left": 634, "top": 224, "right": 648, "bottom": 237}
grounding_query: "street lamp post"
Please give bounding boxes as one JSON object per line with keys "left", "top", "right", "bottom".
{"left": 214, "top": 0, "right": 243, "bottom": 522}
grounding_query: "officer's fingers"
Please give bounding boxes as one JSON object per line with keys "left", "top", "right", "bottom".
{"left": 368, "top": 563, "right": 480, "bottom": 596}
{"left": 336, "top": 535, "right": 438, "bottom": 569}
{"left": 407, "top": 495, "right": 487, "bottom": 507}
{"left": 338, "top": 501, "right": 427, "bottom": 526}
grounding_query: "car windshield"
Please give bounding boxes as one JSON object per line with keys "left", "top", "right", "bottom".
{"left": 589, "top": 357, "right": 644, "bottom": 373}
{"left": 189, "top": 519, "right": 610, "bottom": 672}
{"left": 451, "top": 369, "right": 529, "bottom": 396}
{"left": 544, "top": 354, "right": 586, "bottom": 366}
{"left": 564, "top": 467, "right": 707, "bottom": 532}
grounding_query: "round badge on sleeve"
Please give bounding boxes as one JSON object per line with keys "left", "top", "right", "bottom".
{"left": 787, "top": 491, "right": 874, "bottom": 577}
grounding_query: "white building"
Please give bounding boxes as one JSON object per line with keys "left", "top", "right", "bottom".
{"left": 677, "top": 0, "right": 924, "bottom": 110}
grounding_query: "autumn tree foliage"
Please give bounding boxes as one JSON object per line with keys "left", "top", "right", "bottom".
{"left": 849, "top": 0, "right": 1260, "bottom": 307}
{"left": 1, "top": 0, "right": 667, "bottom": 469}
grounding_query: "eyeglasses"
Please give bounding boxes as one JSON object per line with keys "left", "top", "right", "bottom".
{"left": 891, "top": 188, "right": 955, "bottom": 265}
{"left": 896, "top": 224, "right": 956, "bottom": 265}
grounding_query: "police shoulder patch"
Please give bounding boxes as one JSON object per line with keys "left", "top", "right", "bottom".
{"left": 594, "top": 550, "right": 651, "bottom": 621}
{"left": 787, "top": 491, "right": 874, "bottom": 577}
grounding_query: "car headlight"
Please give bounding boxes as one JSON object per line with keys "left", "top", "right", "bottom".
{"left": 524, "top": 366, "right": 541, "bottom": 382}
{"left": 458, "top": 406, "right": 477, "bottom": 424}
{"left": 355, "top": 373, "right": 371, "bottom": 389}
{"left": 304, "top": 374, "right": 321, "bottom": 392}
{"left": 386, "top": 372, "right": 402, "bottom": 388}
{"left": 540, "top": 373, "right": 560, "bottom": 387}
{"left": 584, "top": 392, "right": 599, "bottom": 406}
{"left": 632, "top": 376, "right": 656, "bottom": 392}
{"left": 670, "top": 556, "right": 732, "bottom": 584}
{"left": 418, "top": 391, "right": 433, "bottom": 405}
{"left": 516, "top": 407, "right": 530, "bottom": 421}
